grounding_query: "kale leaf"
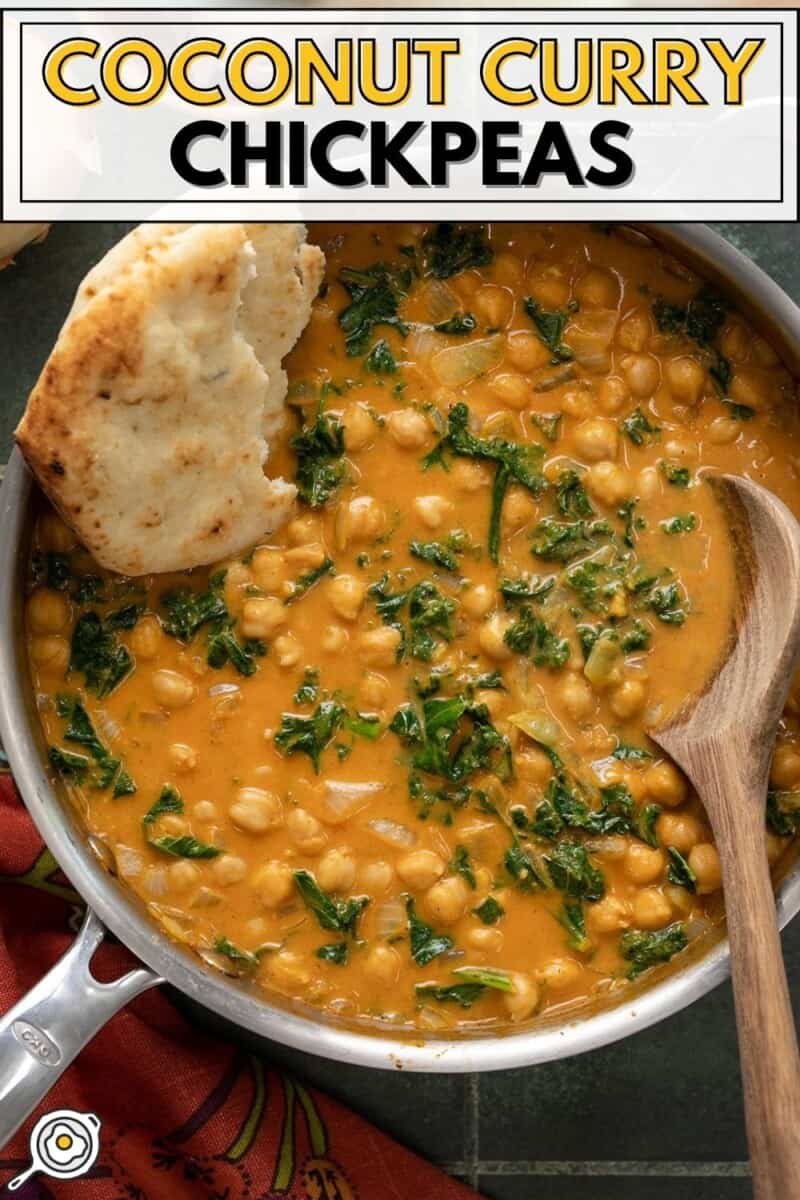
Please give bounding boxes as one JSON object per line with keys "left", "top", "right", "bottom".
{"left": 291, "top": 403, "right": 346, "bottom": 507}
{"left": 434, "top": 312, "right": 477, "bottom": 335}
{"left": 69, "top": 612, "right": 133, "bottom": 698}
{"left": 423, "top": 223, "right": 493, "bottom": 279}
{"left": 338, "top": 262, "right": 411, "bottom": 355}
{"left": 620, "top": 923, "right": 688, "bottom": 978}
{"left": 524, "top": 298, "right": 578, "bottom": 362}
{"left": 274, "top": 700, "right": 346, "bottom": 773}
{"left": 406, "top": 896, "right": 454, "bottom": 965}
{"left": 294, "top": 869, "right": 369, "bottom": 935}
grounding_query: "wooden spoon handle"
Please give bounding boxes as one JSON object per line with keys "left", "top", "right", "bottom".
{"left": 712, "top": 781, "right": 800, "bottom": 1198}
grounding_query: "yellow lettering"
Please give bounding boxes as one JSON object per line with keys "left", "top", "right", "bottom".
{"left": 413, "top": 39, "right": 460, "bottom": 104}
{"left": 101, "top": 38, "right": 166, "bottom": 106}
{"left": 539, "top": 38, "right": 592, "bottom": 106}
{"left": 360, "top": 39, "right": 411, "bottom": 105}
{"left": 297, "top": 39, "right": 353, "bottom": 105}
{"left": 227, "top": 38, "right": 292, "bottom": 106}
{"left": 655, "top": 40, "right": 705, "bottom": 104}
{"left": 704, "top": 37, "right": 764, "bottom": 104}
{"left": 43, "top": 38, "right": 99, "bottom": 105}
{"left": 599, "top": 41, "right": 649, "bottom": 104}
{"left": 168, "top": 38, "right": 224, "bottom": 105}
{"left": 481, "top": 38, "right": 537, "bottom": 105}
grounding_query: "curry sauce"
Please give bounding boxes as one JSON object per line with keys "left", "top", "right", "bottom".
{"left": 26, "top": 222, "right": 800, "bottom": 1031}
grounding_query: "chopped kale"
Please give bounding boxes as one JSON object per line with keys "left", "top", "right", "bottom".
{"left": 621, "top": 923, "right": 688, "bottom": 979}
{"left": 632, "top": 803, "right": 662, "bottom": 848}
{"left": 555, "top": 469, "right": 594, "bottom": 518}
{"left": 206, "top": 621, "right": 266, "bottom": 677}
{"left": 316, "top": 942, "right": 349, "bottom": 965}
{"left": 530, "top": 517, "right": 611, "bottom": 563}
{"left": 294, "top": 667, "right": 321, "bottom": 705}
{"left": 423, "top": 223, "right": 493, "bottom": 279}
{"left": 284, "top": 557, "right": 335, "bottom": 604}
{"left": 416, "top": 981, "right": 485, "bottom": 1008}
{"left": 49, "top": 746, "right": 89, "bottom": 782}
{"left": 69, "top": 612, "right": 133, "bottom": 698}
{"left": 545, "top": 841, "right": 605, "bottom": 901}
{"left": 566, "top": 561, "right": 622, "bottom": 614}
{"left": 142, "top": 785, "right": 183, "bottom": 826}
{"left": 530, "top": 412, "right": 562, "bottom": 443}
{"left": 621, "top": 619, "right": 652, "bottom": 652}
{"left": 365, "top": 338, "right": 398, "bottom": 374}
{"left": 767, "top": 788, "right": 800, "bottom": 837}
{"left": 618, "top": 498, "right": 646, "bottom": 548}
{"left": 422, "top": 402, "right": 547, "bottom": 562}
{"left": 652, "top": 286, "right": 731, "bottom": 396}
{"left": 406, "top": 896, "right": 454, "bottom": 965}
{"left": 368, "top": 574, "right": 456, "bottom": 662}
{"left": 504, "top": 607, "right": 569, "bottom": 668}
{"left": 453, "top": 965, "right": 514, "bottom": 992}
{"left": 660, "top": 461, "right": 691, "bottom": 488}
{"left": 498, "top": 574, "right": 556, "bottom": 607}
{"left": 648, "top": 582, "right": 687, "bottom": 625}
{"left": 294, "top": 869, "right": 369, "bottom": 935}
{"left": 556, "top": 902, "right": 592, "bottom": 953}
{"left": 160, "top": 586, "right": 226, "bottom": 644}
{"left": 434, "top": 312, "right": 477, "bottom": 335}
{"left": 52, "top": 694, "right": 136, "bottom": 797}
{"left": 214, "top": 937, "right": 261, "bottom": 970}
{"left": 389, "top": 704, "right": 424, "bottom": 744}
{"left": 723, "top": 400, "right": 755, "bottom": 421}
{"left": 621, "top": 407, "right": 661, "bottom": 447}
{"left": 337, "top": 262, "right": 411, "bottom": 355}
{"left": 613, "top": 740, "right": 654, "bottom": 762}
{"left": 473, "top": 896, "right": 505, "bottom": 925}
{"left": 667, "top": 847, "right": 697, "bottom": 892}
{"left": 398, "top": 694, "right": 512, "bottom": 786}
{"left": 274, "top": 700, "right": 346, "bottom": 773}
{"left": 409, "top": 539, "right": 459, "bottom": 572}
{"left": 149, "top": 835, "right": 220, "bottom": 859}
{"left": 660, "top": 514, "right": 697, "bottom": 535}
{"left": 344, "top": 712, "right": 383, "bottom": 741}
{"left": 450, "top": 845, "right": 476, "bottom": 889}
{"left": 523, "top": 297, "right": 578, "bottom": 362}
{"left": 505, "top": 841, "right": 548, "bottom": 892}
{"left": 291, "top": 402, "right": 346, "bottom": 507}
{"left": 31, "top": 551, "right": 72, "bottom": 592}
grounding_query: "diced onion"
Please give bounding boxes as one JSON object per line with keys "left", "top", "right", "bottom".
{"left": 113, "top": 845, "right": 143, "bottom": 878}
{"left": 375, "top": 898, "right": 405, "bottom": 939}
{"left": 143, "top": 866, "right": 168, "bottom": 897}
{"left": 190, "top": 887, "right": 223, "bottom": 908}
{"left": 563, "top": 310, "right": 618, "bottom": 372}
{"left": 94, "top": 709, "right": 121, "bottom": 743}
{"left": 324, "top": 780, "right": 384, "bottom": 822}
{"left": 198, "top": 948, "right": 242, "bottom": 976}
{"left": 209, "top": 683, "right": 241, "bottom": 696}
{"left": 407, "top": 327, "right": 442, "bottom": 362}
{"left": 432, "top": 336, "right": 503, "bottom": 387}
{"left": 586, "top": 835, "right": 627, "bottom": 860}
{"left": 686, "top": 916, "right": 712, "bottom": 942}
{"left": 584, "top": 633, "right": 623, "bottom": 687}
{"left": 418, "top": 279, "right": 459, "bottom": 324}
{"left": 508, "top": 709, "right": 561, "bottom": 747}
{"left": 366, "top": 818, "right": 417, "bottom": 848}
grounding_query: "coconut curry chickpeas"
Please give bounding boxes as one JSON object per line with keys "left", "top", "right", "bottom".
{"left": 28, "top": 223, "right": 800, "bottom": 1031}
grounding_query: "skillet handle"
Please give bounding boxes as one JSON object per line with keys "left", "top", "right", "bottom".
{"left": 0, "top": 907, "right": 161, "bottom": 1149}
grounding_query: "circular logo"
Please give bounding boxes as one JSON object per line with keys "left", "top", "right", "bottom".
{"left": 8, "top": 1110, "right": 101, "bottom": 1191}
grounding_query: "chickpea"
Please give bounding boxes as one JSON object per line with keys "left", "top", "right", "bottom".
{"left": 38, "top": 511, "right": 76, "bottom": 553}
{"left": 29, "top": 634, "right": 69, "bottom": 673}
{"left": 597, "top": 376, "right": 629, "bottom": 415}
{"left": 414, "top": 494, "right": 454, "bottom": 529}
{"left": 425, "top": 875, "right": 468, "bottom": 925}
{"left": 587, "top": 895, "right": 630, "bottom": 934}
{"left": 152, "top": 669, "right": 195, "bottom": 710}
{"left": 527, "top": 268, "right": 570, "bottom": 311}
{"left": 657, "top": 811, "right": 703, "bottom": 854}
{"left": 475, "top": 688, "right": 504, "bottom": 719}
{"left": 337, "top": 495, "right": 385, "bottom": 548}
{"left": 268, "top": 949, "right": 311, "bottom": 989}
{"left": 503, "top": 487, "right": 537, "bottom": 530}
{"left": 251, "top": 547, "right": 284, "bottom": 592}
{"left": 474, "top": 283, "right": 513, "bottom": 328}
{"left": 397, "top": 849, "right": 446, "bottom": 890}
{"left": 688, "top": 843, "right": 722, "bottom": 893}
{"left": 644, "top": 761, "right": 687, "bottom": 807}
{"left": 587, "top": 461, "right": 633, "bottom": 507}
{"left": 574, "top": 267, "right": 619, "bottom": 309}
{"left": 240, "top": 596, "right": 286, "bottom": 640}
{"left": 490, "top": 372, "right": 530, "bottom": 410}
{"left": 321, "top": 625, "right": 348, "bottom": 654}
{"left": 451, "top": 460, "right": 493, "bottom": 493}
{"left": 358, "top": 626, "right": 402, "bottom": 668}
{"left": 327, "top": 574, "right": 366, "bottom": 622}
{"left": 27, "top": 589, "right": 70, "bottom": 635}
{"left": 317, "top": 847, "right": 357, "bottom": 893}
{"left": 506, "top": 331, "right": 551, "bottom": 371}
{"left": 540, "top": 958, "right": 582, "bottom": 991}
{"left": 287, "top": 514, "right": 322, "bottom": 546}
{"left": 493, "top": 251, "right": 524, "bottom": 288}
{"left": 707, "top": 416, "right": 740, "bottom": 446}
{"left": 230, "top": 786, "right": 283, "bottom": 835}
{"left": 559, "top": 672, "right": 595, "bottom": 721}
{"left": 632, "top": 887, "right": 672, "bottom": 930}
{"left": 503, "top": 972, "right": 540, "bottom": 1022}
{"left": 730, "top": 367, "right": 769, "bottom": 411}
{"left": 610, "top": 677, "right": 647, "bottom": 720}
{"left": 194, "top": 800, "right": 217, "bottom": 823}
{"left": 169, "top": 743, "right": 197, "bottom": 774}
{"left": 211, "top": 855, "right": 247, "bottom": 886}
{"left": 620, "top": 353, "right": 660, "bottom": 398}
{"left": 360, "top": 860, "right": 395, "bottom": 894}
{"left": 285, "top": 543, "right": 327, "bottom": 571}
{"left": 636, "top": 466, "right": 661, "bottom": 501}
{"left": 386, "top": 408, "right": 430, "bottom": 450}
{"left": 360, "top": 671, "right": 389, "bottom": 708}
{"left": 467, "top": 927, "right": 504, "bottom": 954}
{"left": 515, "top": 747, "right": 554, "bottom": 785}
{"left": 720, "top": 320, "right": 750, "bottom": 363}
{"left": 770, "top": 744, "right": 800, "bottom": 789}
{"left": 478, "top": 613, "right": 514, "bottom": 662}
{"left": 253, "top": 860, "right": 294, "bottom": 908}
{"left": 617, "top": 309, "right": 652, "bottom": 353}
{"left": 287, "top": 807, "right": 327, "bottom": 855}
{"left": 274, "top": 634, "right": 302, "bottom": 669}
{"left": 561, "top": 388, "right": 594, "bottom": 420}
{"left": 342, "top": 403, "right": 374, "bottom": 452}
{"left": 169, "top": 861, "right": 200, "bottom": 892}
{"left": 364, "top": 944, "right": 401, "bottom": 985}
{"left": 624, "top": 842, "right": 666, "bottom": 885}
{"left": 665, "top": 356, "right": 706, "bottom": 405}
{"left": 573, "top": 418, "right": 619, "bottom": 463}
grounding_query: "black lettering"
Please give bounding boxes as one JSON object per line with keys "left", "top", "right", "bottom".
{"left": 586, "top": 120, "right": 634, "bottom": 186}
{"left": 430, "top": 121, "right": 478, "bottom": 185}
{"left": 482, "top": 121, "right": 520, "bottom": 185}
{"left": 371, "top": 121, "right": 426, "bottom": 186}
{"left": 289, "top": 121, "right": 307, "bottom": 186}
{"left": 521, "top": 121, "right": 584, "bottom": 186}
{"left": 170, "top": 120, "right": 226, "bottom": 187}
{"left": 310, "top": 120, "right": 367, "bottom": 186}
{"left": 230, "top": 120, "right": 282, "bottom": 186}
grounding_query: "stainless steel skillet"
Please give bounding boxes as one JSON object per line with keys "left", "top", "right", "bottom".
{"left": 1, "top": 222, "right": 799, "bottom": 1148}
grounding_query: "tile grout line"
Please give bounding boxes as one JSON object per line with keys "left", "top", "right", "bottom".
{"left": 440, "top": 1160, "right": 752, "bottom": 1179}
{"left": 463, "top": 1073, "right": 480, "bottom": 1190}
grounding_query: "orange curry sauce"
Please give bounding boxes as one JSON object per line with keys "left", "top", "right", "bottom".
{"left": 26, "top": 223, "right": 800, "bottom": 1031}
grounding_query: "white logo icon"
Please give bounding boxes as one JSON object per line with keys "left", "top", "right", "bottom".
{"left": 8, "top": 1109, "right": 101, "bottom": 1191}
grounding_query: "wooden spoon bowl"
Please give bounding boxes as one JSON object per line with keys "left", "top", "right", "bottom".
{"left": 651, "top": 473, "right": 800, "bottom": 1199}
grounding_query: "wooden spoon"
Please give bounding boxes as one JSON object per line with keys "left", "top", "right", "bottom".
{"left": 650, "top": 473, "right": 800, "bottom": 1199}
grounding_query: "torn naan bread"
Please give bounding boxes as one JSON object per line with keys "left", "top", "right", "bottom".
{"left": 16, "top": 222, "right": 324, "bottom": 576}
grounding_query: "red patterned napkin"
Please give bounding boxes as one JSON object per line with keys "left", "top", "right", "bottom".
{"left": 0, "top": 774, "right": 478, "bottom": 1199}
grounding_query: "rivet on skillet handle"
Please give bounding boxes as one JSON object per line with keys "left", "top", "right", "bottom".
{"left": 0, "top": 906, "right": 161, "bottom": 1149}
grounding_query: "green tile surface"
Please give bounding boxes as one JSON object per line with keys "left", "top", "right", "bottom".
{"left": 2, "top": 221, "right": 799, "bottom": 1200}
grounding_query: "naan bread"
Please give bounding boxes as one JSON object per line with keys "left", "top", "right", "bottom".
{"left": 0, "top": 223, "right": 49, "bottom": 269}
{"left": 16, "top": 223, "right": 325, "bottom": 576}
